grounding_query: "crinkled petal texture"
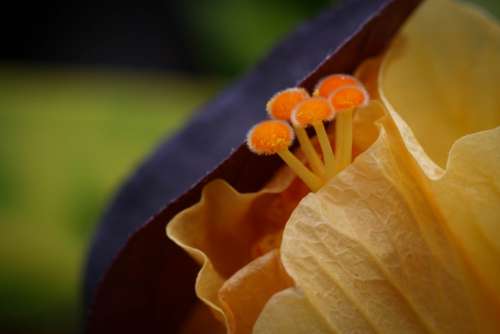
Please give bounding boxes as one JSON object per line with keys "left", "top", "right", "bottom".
{"left": 255, "top": 104, "right": 500, "bottom": 333}
{"left": 254, "top": 0, "right": 500, "bottom": 332}
{"left": 218, "top": 250, "right": 294, "bottom": 333}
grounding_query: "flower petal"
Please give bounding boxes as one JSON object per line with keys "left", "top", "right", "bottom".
{"left": 431, "top": 127, "right": 500, "bottom": 305}
{"left": 255, "top": 2, "right": 500, "bottom": 331}
{"left": 380, "top": 0, "right": 500, "bottom": 167}
{"left": 166, "top": 172, "right": 308, "bottom": 328}
{"left": 253, "top": 288, "right": 332, "bottom": 334}
{"left": 218, "top": 250, "right": 294, "bottom": 334}
{"left": 257, "top": 103, "right": 500, "bottom": 333}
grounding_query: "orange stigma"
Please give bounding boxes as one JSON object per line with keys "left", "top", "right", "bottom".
{"left": 314, "top": 74, "right": 359, "bottom": 98}
{"left": 291, "top": 97, "right": 334, "bottom": 128}
{"left": 329, "top": 85, "right": 369, "bottom": 111}
{"left": 247, "top": 120, "right": 294, "bottom": 155}
{"left": 266, "top": 88, "right": 310, "bottom": 120}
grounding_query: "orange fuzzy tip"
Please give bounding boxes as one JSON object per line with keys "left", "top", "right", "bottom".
{"left": 247, "top": 120, "right": 295, "bottom": 155}
{"left": 329, "top": 85, "right": 369, "bottom": 111}
{"left": 291, "top": 97, "right": 334, "bottom": 128}
{"left": 314, "top": 74, "right": 359, "bottom": 98}
{"left": 266, "top": 88, "right": 310, "bottom": 120}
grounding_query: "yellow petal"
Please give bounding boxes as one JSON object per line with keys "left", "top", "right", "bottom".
{"left": 256, "top": 1, "right": 500, "bottom": 329}
{"left": 352, "top": 100, "right": 386, "bottom": 153}
{"left": 380, "top": 0, "right": 500, "bottom": 167}
{"left": 256, "top": 101, "right": 500, "bottom": 333}
{"left": 167, "top": 170, "right": 308, "bottom": 326}
{"left": 253, "top": 288, "right": 332, "bottom": 334}
{"left": 432, "top": 128, "right": 500, "bottom": 307}
{"left": 218, "top": 250, "right": 294, "bottom": 334}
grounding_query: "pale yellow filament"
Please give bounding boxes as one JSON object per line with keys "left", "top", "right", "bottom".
{"left": 294, "top": 126, "right": 325, "bottom": 178}
{"left": 312, "top": 121, "right": 336, "bottom": 179}
{"left": 335, "top": 109, "right": 353, "bottom": 172}
{"left": 277, "top": 149, "right": 323, "bottom": 192}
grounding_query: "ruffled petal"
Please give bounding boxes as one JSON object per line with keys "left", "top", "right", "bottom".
{"left": 380, "top": 0, "right": 500, "bottom": 167}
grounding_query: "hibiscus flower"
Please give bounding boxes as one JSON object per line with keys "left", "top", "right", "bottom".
{"left": 88, "top": 0, "right": 500, "bottom": 333}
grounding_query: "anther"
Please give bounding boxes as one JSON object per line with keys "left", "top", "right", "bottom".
{"left": 313, "top": 74, "right": 360, "bottom": 98}
{"left": 247, "top": 120, "right": 323, "bottom": 192}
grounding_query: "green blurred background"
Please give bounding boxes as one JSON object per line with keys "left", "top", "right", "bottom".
{"left": 0, "top": 0, "right": 498, "bottom": 333}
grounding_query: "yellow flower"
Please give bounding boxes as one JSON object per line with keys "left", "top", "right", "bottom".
{"left": 167, "top": 0, "right": 500, "bottom": 333}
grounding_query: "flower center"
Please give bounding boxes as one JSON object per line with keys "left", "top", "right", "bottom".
{"left": 247, "top": 73, "right": 370, "bottom": 192}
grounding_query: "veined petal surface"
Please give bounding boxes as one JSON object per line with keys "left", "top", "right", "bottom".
{"left": 256, "top": 103, "right": 500, "bottom": 333}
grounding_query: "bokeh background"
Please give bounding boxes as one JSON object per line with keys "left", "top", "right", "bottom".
{"left": 0, "top": 0, "right": 498, "bottom": 333}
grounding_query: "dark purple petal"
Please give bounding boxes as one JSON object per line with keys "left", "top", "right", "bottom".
{"left": 86, "top": 0, "right": 421, "bottom": 332}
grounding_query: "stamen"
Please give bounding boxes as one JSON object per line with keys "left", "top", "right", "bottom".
{"left": 329, "top": 84, "right": 369, "bottom": 171}
{"left": 266, "top": 88, "right": 309, "bottom": 121}
{"left": 313, "top": 74, "right": 360, "bottom": 98}
{"left": 247, "top": 120, "right": 323, "bottom": 192}
{"left": 291, "top": 97, "right": 337, "bottom": 179}
{"left": 247, "top": 120, "right": 295, "bottom": 155}
{"left": 267, "top": 89, "right": 325, "bottom": 177}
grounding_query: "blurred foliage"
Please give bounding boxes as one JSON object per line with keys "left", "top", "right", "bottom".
{"left": 0, "top": 0, "right": 498, "bottom": 333}
{"left": 0, "top": 68, "right": 219, "bottom": 332}
{"left": 472, "top": 0, "right": 500, "bottom": 17}
{"left": 177, "top": 0, "right": 332, "bottom": 75}
{"left": 176, "top": 0, "right": 500, "bottom": 76}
